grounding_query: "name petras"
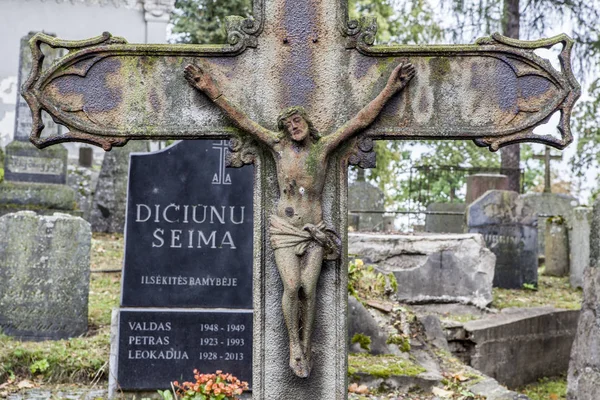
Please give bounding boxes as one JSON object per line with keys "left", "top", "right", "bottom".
{"left": 135, "top": 204, "right": 246, "bottom": 225}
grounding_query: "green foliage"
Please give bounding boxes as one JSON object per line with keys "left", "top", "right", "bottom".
{"left": 440, "top": 0, "right": 600, "bottom": 75}
{"left": 348, "top": 258, "right": 397, "bottom": 300}
{"left": 519, "top": 375, "right": 567, "bottom": 400}
{"left": 0, "top": 330, "right": 110, "bottom": 383}
{"left": 349, "top": 0, "right": 443, "bottom": 44}
{"left": 571, "top": 79, "right": 600, "bottom": 203}
{"left": 394, "top": 140, "right": 501, "bottom": 209}
{"left": 171, "top": 0, "right": 251, "bottom": 44}
{"left": 29, "top": 358, "right": 50, "bottom": 374}
{"left": 351, "top": 333, "right": 372, "bottom": 351}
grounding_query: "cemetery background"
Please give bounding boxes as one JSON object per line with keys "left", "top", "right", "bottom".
{"left": 0, "top": 0, "right": 598, "bottom": 399}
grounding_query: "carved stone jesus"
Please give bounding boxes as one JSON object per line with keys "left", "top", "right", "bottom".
{"left": 184, "top": 62, "right": 415, "bottom": 378}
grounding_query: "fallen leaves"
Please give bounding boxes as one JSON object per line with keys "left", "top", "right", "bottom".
{"left": 348, "top": 382, "right": 369, "bottom": 395}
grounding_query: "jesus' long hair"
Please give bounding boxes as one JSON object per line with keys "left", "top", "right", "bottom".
{"left": 276, "top": 106, "right": 320, "bottom": 142}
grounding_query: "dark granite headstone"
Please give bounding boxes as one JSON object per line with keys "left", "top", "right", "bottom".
{"left": 121, "top": 140, "right": 253, "bottom": 308}
{"left": 117, "top": 309, "right": 252, "bottom": 390}
{"left": 112, "top": 140, "right": 254, "bottom": 393}
{"left": 5, "top": 32, "right": 67, "bottom": 184}
{"left": 466, "top": 190, "right": 538, "bottom": 289}
{"left": 79, "top": 147, "right": 93, "bottom": 167}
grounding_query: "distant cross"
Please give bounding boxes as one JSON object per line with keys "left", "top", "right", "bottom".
{"left": 533, "top": 147, "right": 562, "bottom": 193}
{"left": 211, "top": 140, "right": 232, "bottom": 185}
{"left": 22, "top": 0, "right": 579, "bottom": 397}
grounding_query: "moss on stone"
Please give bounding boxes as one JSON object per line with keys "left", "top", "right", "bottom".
{"left": 348, "top": 354, "right": 426, "bottom": 379}
{"left": 351, "top": 333, "right": 372, "bottom": 351}
{"left": 0, "top": 181, "right": 76, "bottom": 210}
{"left": 386, "top": 334, "right": 411, "bottom": 352}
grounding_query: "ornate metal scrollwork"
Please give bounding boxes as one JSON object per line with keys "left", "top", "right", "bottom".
{"left": 347, "top": 135, "right": 376, "bottom": 169}
{"left": 227, "top": 134, "right": 260, "bottom": 168}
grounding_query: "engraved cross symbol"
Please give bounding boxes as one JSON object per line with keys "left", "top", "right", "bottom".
{"left": 211, "top": 140, "right": 232, "bottom": 185}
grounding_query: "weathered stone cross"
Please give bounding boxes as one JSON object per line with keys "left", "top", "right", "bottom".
{"left": 22, "top": 0, "right": 579, "bottom": 398}
{"left": 533, "top": 146, "right": 562, "bottom": 193}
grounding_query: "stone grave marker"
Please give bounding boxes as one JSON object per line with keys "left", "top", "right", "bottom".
{"left": 109, "top": 140, "right": 254, "bottom": 394}
{"left": 348, "top": 178, "right": 384, "bottom": 231}
{"left": 569, "top": 206, "right": 591, "bottom": 288}
{"left": 424, "top": 202, "right": 466, "bottom": 234}
{"left": 79, "top": 147, "right": 93, "bottom": 167}
{"left": 522, "top": 192, "right": 578, "bottom": 257}
{"left": 532, "top": 147, "right": 561, "bottom": 193}
{"left": 22, "top": 3, "right": 579, "bottom": 396}
{"left": 0, "top": 211, "right": 91, "bottom": 340}
{"left": 465, "top": 174, "right": 509, "bottom": 204}
{"left": 466, "top": 190, "right": 538, "bottom": 288}
{"left": 544, "top": 217, "right": 569, "bottom": 276}
{"left": 5, "top": 32, "right": 67, "bottom": 184}
{"left": 0, "top": 32, "right": 76, "bottom": 217}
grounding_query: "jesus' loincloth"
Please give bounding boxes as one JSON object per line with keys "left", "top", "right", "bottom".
{"left": 269, "top": 215, "right": 341, "bottom": 260}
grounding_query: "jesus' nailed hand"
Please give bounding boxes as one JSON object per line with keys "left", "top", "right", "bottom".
{"left": 184, "top": 61, "right": 416, "bottom": 378}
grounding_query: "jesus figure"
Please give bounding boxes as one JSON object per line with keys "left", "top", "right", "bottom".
{"left": 184, "top": 61, "right": 415, "bottom": 378}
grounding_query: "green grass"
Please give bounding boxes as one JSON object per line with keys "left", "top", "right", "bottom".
{"left": 493, "top": 272, "right": 582, "bottom": 311}
{"left": 91, "top": 233, "right": 124, "bottom": 271}
{"left": 519, "top": 376, "right": 567, "bottom": 400}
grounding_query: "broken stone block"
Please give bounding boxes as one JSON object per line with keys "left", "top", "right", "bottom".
{"left": 348, "top": 232, "right": 495, "bottom": 308}
{"left": 461, "top": 307, "right": 578, "bottom": 388}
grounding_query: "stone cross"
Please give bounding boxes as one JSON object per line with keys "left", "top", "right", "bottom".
{"left": 22, "top": 0, "right": 579, "bottom": 397}
{"left": 533, "top": 146, "right": 562, "bottom": 193}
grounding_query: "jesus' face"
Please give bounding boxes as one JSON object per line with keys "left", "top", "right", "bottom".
{"left": 283, "top": 113, "right": 309, "bottom": 143}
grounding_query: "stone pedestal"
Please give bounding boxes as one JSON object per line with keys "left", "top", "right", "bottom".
{"left": 544, "top": 218, "right": 569, "bottom": 276}
{"left": 465, "top": 174, "right": 508, "bottom": 204}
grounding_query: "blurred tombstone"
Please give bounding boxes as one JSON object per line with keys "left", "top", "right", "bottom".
{"left": 544, "top": 217, "right": 569, "bottom": 277}
{"left": 425, "top": 203, "right": 466, "bottom": 233}
{"left": 348, "top": 171, "right": 384, "bottom": 231}
{"left": 522, "top": 193, "right": 578, "bottom": 257}
{"left": 569, "top": 207, "right": 592, "bottom": 288}
{"left": 465, "top": 174, "right": 509, "bottom": 204}
{"left": 466, "top": 190, "right": 538, "bottom": 288}
{"left": 79, "top": 147, "right": 93, "bottom": 168}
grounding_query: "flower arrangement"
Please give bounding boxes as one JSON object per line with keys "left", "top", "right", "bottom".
{"left": 158, "top": 369, "right": 249, "bottom": 400}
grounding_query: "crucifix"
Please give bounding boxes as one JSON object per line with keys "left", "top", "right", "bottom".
{"left": 533, "top": 146, "right": 562, "bottom": 193}
{"left": 22, "top": 0, "right": 579, "bottom": 397}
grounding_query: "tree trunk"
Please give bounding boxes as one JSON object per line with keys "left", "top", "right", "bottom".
{"left": 500, "top": 0, "right": 521, "bottom": 192}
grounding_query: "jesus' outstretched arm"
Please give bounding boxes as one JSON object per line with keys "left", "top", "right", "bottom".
{"left": 184, "top": 64, "right": 279, "bottom": 147}
{"left": 321, "top": 62, "right": 415, "bottom": 154}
